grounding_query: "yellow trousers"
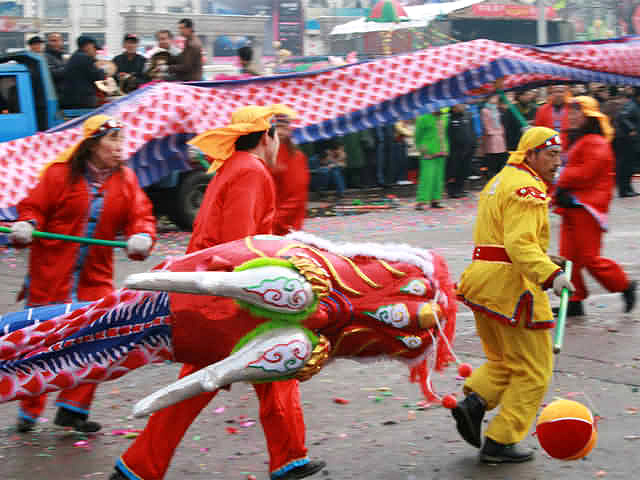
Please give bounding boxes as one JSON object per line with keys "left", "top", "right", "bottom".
{"left": 464, "top": 311, "right": 553, "bottom": 445}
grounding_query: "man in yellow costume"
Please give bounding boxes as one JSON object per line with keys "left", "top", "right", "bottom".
{"left": 454, "top": 126, "right": 575, "bottom": 463}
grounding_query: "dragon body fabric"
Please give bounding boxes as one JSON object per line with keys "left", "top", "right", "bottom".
{"left": 0, "top": 233, "right": 456, "bottom": 412}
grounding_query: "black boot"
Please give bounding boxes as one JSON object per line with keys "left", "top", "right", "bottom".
{"left": 451, "top": 392, "right": 486, "bottom": 448}
{"left": 16, "top": 417, "right": 36, "bottom": 433}
{"left": 480, "top": 437, "right": 534, "bottom": 463}
{"left": 623, "top": 280, "right": 637, "bottom": 313}
{"left": 274, "top": 460, "right": 326, "bottom": 480}
{"left": 54, "top": 407, "right": 102, "bottom": 433}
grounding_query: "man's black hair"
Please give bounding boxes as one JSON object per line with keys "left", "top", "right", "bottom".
{"left": 235, "top": 126, "right": 276, "bottom": 151}
{"left": 237, "top": 45, "right": 253, "bottom": 62}
{"left": 179, "top": 18, "right": 194, "bottom": 29}
{"left": 77, "top": 35, "right": 98, "bottom": 49}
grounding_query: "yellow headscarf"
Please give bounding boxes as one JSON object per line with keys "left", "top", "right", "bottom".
{"left": 188, "top": 104, "right": 296, "bottom": 173}
{"left": 40, "top": 114, "right": 122, "bottom": 176}
{"left": 507, "top": 126, "right": 561, "bottom": 165}
{"left": 570, "top": 95, "right": 615, "bottom": 142}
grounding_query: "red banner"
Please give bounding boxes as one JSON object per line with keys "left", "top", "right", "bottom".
{"left": 472, "top": 4, "right": 557, "bottom": 20}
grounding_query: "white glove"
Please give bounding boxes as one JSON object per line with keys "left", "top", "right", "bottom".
{"left": 127, "top": 234, "right": 152, "bottom": 260}
{"left": 552, "top": 272, "right": 575, "bottom": 297}
{"left": 9, "top": 221, "right": 34, "bottom": 245}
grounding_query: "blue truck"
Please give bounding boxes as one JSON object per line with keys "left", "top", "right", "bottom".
{"left": 0, "top": 52, "right": 211, "bottom": 230}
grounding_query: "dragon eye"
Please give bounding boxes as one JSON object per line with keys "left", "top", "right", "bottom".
{"left": 400, "top": 279, "right": 426, "bottom": 296}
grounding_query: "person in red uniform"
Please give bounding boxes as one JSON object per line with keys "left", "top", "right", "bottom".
{"left": 7, "top": 114, "right": 156, "bottom": 433}
{"left": 111, "top": 105, "right": 325, "bottom": 480}
{"left": 272, "top": 114, "right": 310, "bottom": 235}
{"left": 554, "top": 96, "right": 637, "bottom": 316}
{"left": 535, "top": 85, "right": 570, "bottom": 149}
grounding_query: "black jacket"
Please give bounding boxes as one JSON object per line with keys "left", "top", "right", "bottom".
{"left": 615, "top": 98, "right": 640, "bottom": 151}
{"left": 113, "top": 52, "right": 147, "bottom": 91}
{"left": 61, "top": 50, "right": 106, "bottom": 109}
{"left": 44, "top": 46, "right": 65, "bottom": 96}
{"left": 448, "top": 110, "right": 476, "bottom": 160}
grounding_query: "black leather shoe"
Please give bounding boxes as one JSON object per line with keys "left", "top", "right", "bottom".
{"left": 54, "top": 407, "right": 102, "bottom": 433}
{"left": 275, "top": 460, "right": 326, "bottom": 480}
{"left": 16, "top": 417, "right": 36, "bottom": 433}
{"left": 620, "top": 191, "right": 640, "bottom": 198}
{"left": 431, "top": 201, "right": 444, "bottom": 209}
{"left": 480, "top": 437, "right": 534, "bottom": 463}
{"left": 451, "top": 392, "right": 486, "bottom": 448}
{"left": 623, "top": 280, "right": 637, "bottom": 313}
{"left": 108, "top": 470, "right": 127, "bottom": 480}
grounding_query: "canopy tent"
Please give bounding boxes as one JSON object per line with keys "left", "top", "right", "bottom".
{"left": 330, "top": 0, "right": 484, "bottom": 36}
{"left": 2, "top": 36, "right": 640, "bottom": 216}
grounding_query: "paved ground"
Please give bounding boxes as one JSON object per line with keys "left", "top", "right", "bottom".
{"left": 1, "top": 190, "right": 639, "bottom": 480}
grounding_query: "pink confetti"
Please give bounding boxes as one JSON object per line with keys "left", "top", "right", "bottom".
{"left": 73, "top": 440, "right": 89, "bottom": 448}
{"left": 214, "top": 406, "right": 225, "bottom": 414}
{"left": 200, "top": 447, "right": 209, "bottom": 453}
{"left": 240, "top": 421, "right": 256, "bottom": 428}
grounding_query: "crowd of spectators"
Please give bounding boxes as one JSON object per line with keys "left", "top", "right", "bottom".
{"left": 296, "top": 83, "right": 640, "bottom": 205}
{"left": 19, "top": 18, "right": 203, "bottom": 113}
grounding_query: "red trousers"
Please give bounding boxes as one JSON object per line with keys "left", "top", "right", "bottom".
{"left": 559, "top": 208, "right": 629, "bottom": 302}
{"left": 118, "top": 363, "right": 308, "bottom": 479}
{"left": 19, "top": 385, "right": 97, "bottom": 421}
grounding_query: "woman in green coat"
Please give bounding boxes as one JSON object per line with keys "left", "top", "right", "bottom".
{"left": 415, "top": 109, "right": 449, "bottom": 209}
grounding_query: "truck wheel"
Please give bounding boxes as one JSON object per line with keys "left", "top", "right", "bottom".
{"left": 174, "top": 171, "right": 213, "bottom": 230}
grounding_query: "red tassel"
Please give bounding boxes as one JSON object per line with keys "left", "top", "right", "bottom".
{"left": 409, "top": 359, "right": 438, "bottom": 403}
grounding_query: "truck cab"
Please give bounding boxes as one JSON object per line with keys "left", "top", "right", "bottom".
{"left": 0, "top": 52, "right": 64, "bottom": 141}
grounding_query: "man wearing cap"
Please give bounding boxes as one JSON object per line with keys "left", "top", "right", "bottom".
{"left": 554, "top": 96, "right": 636, "bottom": 317}
{"left": 113, "top": 34, "right": 147, "bottom": 93}
{"left": 27, "top": 36, "right": 44, "bottom": 54}
{"left": 61, "top": 35, "right": 106, "bottom": 109}
{"left": 110, "top": 105, "right": 325, "bottom": 480}
{"left": 454, "top": 127, "right": 574, "bottom": 463}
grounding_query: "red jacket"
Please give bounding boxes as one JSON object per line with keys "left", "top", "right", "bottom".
{"left": 556, "top": 134, "right": 615, "bottom": 214}
{"left": 534, "top": 103, "right": 570, "bottom": 150}
{"left": 188, "top": 151, "right": 276, "bottom": 253}
{"left": 272, "top": 145, "right": 309, "bottom": 235}
{"left": 17, "top": 163, "right": 156, "bottom": 305}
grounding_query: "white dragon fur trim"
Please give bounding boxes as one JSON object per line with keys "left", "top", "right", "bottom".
{"left": 285, "top": 231, "right": 436, "bottom": 280}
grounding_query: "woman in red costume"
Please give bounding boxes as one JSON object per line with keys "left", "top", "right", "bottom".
{"left": 272, "top": 114, "right": 310, "bottom": 235}
{"left": 6, "top": 114, "right": 156, "bottom": 433}
{"left": 554, "top": 96, "right": 636, "bottom": 316}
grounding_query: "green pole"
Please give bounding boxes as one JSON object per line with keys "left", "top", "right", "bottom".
{"left": 498, "top": 90, "right": 529, "bottom": 129}
{"left": 0, "top": 226, "right": 127, "bottom": 248}
{"left": 195, "top": 150, "right": 211, "bottom": 170}
{"left": 553, "top": 260, "right": 573, "bottom": 354}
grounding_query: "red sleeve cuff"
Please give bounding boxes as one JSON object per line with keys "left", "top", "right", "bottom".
{"left": 542, "top": 268, "right": 563, "bottom": 290}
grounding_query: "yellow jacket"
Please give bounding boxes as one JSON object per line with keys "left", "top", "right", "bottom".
{"left": 458, "top": 163, "right": 560, "bottom": 328}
